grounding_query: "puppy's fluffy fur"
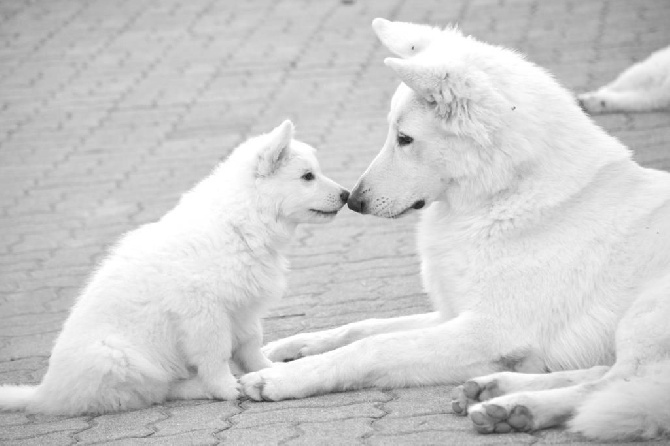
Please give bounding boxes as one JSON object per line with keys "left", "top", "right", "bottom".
{"left": 0, "top": 120, "right": 348, "bottom": 415}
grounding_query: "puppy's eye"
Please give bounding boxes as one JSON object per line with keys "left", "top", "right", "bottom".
{"left": 397, "top": 133, "right": 413, "bottom": 146}
{"left": 301, "top": 172, "right": 315, "bottom": 181}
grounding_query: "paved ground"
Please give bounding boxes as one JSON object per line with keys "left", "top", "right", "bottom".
{"left": 1, "top": 0, "right": 669, "bottom": 444}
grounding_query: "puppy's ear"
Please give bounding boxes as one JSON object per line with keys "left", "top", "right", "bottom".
{"left": 258, "top": 120, "right": 294, "bottom": 177}
{"left": 372, "top": 18, "right": 441, "bottom": 58}
{"left": 384, "top": 57, "right": 511, "bottom": 143}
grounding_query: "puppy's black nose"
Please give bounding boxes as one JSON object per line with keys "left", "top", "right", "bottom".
{"left": 340, "top": 190, "right": 350, "bottom": 204}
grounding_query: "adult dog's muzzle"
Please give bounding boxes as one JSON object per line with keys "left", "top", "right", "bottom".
{"left": 347, "top": 182, "right": 370, "bottom": 214}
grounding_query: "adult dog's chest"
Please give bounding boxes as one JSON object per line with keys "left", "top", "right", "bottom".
{"left": 417, "top": 202, "right": 628, "bottom": 322}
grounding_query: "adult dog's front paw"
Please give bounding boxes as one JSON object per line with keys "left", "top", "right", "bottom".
{"left": 240, "top": 366, "right": 293, "bottom": 401}
{"left": 240, "top": 371, "right": 270, "bottom": 401}
{"left": 263, "top": 333, "right": 334, "bottom": 362}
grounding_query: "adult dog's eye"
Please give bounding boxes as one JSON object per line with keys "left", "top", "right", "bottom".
{"left": 397, "top": 133, "right": 413, "bottom": 146}
{"left": 301, "top": 172, "right": 315, "bottom": 181}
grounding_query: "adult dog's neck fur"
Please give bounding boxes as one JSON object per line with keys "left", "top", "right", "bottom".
{"left": 436, "top": 116, "right": 634, "bottom": 234}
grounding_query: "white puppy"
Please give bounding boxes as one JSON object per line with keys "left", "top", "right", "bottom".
{"left": 0, "top": 120, "right": 349, "bottom": 415}
{"left": 578, "top": 45, "right": 670, "bottom": 113}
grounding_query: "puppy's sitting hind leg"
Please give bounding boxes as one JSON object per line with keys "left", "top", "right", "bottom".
{"left": 168, "top": 377, "right": 210, "bottom": 400}
{"left": 180, "top": 316, "right": 240, "bottom": 400}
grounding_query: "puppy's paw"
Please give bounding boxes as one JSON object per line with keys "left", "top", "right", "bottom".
{"left": 577, "top": 91, "right": 609, "bottom": 114}
{"left": 469, "top": 402, "right": 534, "bottom": 434}
{"left": 207, "top": 377, "right": 241, "bottom": 401}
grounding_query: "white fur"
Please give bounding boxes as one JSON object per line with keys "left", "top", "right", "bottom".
{"left": 0, "top": 120, "right": 348, "bottom": 415}
{"left": 578, "top": 45, "right": 670, "bottom": 113}
{"left": 569, "top": 361, "right": 670, "bottom": 441}
{"left": 240, "top": 20, "right": 670, "bottom": 442}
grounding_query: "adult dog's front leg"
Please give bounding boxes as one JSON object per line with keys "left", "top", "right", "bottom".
{"left": 243, "top": 313, "right": 516, "bottom": 401}
{"left": 263, "top": 312, "right": 441, "bottom": 362}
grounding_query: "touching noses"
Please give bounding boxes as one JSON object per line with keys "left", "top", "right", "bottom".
{"left": 339, "top": 189, "right": 350, "bottom": 204}
{"left": 347, "top": 182, "right": 369, "bottom": 214}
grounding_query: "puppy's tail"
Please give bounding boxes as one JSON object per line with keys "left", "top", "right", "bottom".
{"left": 568, "top": 360, "right": 670, "bottom": 441}
{"left": 0, "top": 385, "right": 39, "bottom": 411}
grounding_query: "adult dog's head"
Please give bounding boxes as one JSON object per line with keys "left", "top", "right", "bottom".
{"left": 348, "top": 19, "right": 580, "bottom": 218}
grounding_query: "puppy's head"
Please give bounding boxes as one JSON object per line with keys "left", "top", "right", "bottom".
{"left": 254, "top": 120, "right": 349, "bottom": 224}
{"left": 350, "top": 19, "right": 566, "bottom": 218}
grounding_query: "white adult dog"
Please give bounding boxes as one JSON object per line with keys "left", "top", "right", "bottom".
{"left": 578, "top": 45, "right": 670, "bottom": 113}
{"left": 240, "top": 20, "right": 670, "bottom": 441}
{"left": 0, "top": 121, "right": 349, "bottom": 415}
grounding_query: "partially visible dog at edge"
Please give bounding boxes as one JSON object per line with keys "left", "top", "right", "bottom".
{"left": 0, "top": 120, "right": 349, "bottom": 415}
{"left": 238, "top": 20, "right": 670, "bottom": 442}
{"left": 579, "top": 44, "right": 670, "bottom": 113}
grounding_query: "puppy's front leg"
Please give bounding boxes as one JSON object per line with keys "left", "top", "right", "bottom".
{"left": 234, "top": 328, "right": 273, "bottom": 373}
{"left": 242, "top": 313, "right": 516, "bottom": 401}
{"left": 181, "top": 318, "right": 239, "bottom": 400}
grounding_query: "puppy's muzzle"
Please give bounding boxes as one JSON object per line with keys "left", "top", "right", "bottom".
{"left": 339, "top": 189, "right": 350, "bottom": 204}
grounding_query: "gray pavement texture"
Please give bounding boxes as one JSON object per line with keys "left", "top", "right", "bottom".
{"left": 0, "top": 0, "right": 669, "bottom": 444}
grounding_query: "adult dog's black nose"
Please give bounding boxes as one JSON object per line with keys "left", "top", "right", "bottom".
{"left": 348, "top": 196, "right": 364, "bottom": 213}
{"left": 347, "top": 192, "right": 369, "bottom": 214}
{"left": 348, "top": 180, "right": 370, "bottom": 214}
{"left": 339, "top": 190, "right": 350, "bottom": 204}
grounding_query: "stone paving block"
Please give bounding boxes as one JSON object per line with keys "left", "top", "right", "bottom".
{"left": 220, "top": 423, "right": 297, "bottom": 445}
{"left": 151, "top": 400, "right": 239, "bottom": 437}
{"left": 0, "top": 417, "right": 89, "bottom": 443}
{"left": 234, "top": 402, "right": 385, "bottom": 429}
{"left": 288, "top": 418, "right": 375, "bottom": 445}
{"left": 74, "top": 408, "right": 166, "bottom": 443}
{"left": 10, "top": 430, "right": 79, "bottom": 446}
{"left": 102, "top": 430, "right": 219, "bottom": 445}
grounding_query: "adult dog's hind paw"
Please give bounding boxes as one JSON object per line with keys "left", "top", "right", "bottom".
{"left": 469, "top": 403, "right": 534, "bottom": 434}
{"left": 451, "top": 378, "right": 503, "bottom": 415}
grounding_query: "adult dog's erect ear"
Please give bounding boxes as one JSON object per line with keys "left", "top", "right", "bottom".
{"left": 384, "top": 57, "right": 512, "bottom": 143}
{"left": 372, "top": 18, "right": 441, "bottom": 58}
{"left": 258, "top": 120, "right": 294, "bottom": 177}
{"left": 384, "top": 57, "right": 466, "bottom": 116}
